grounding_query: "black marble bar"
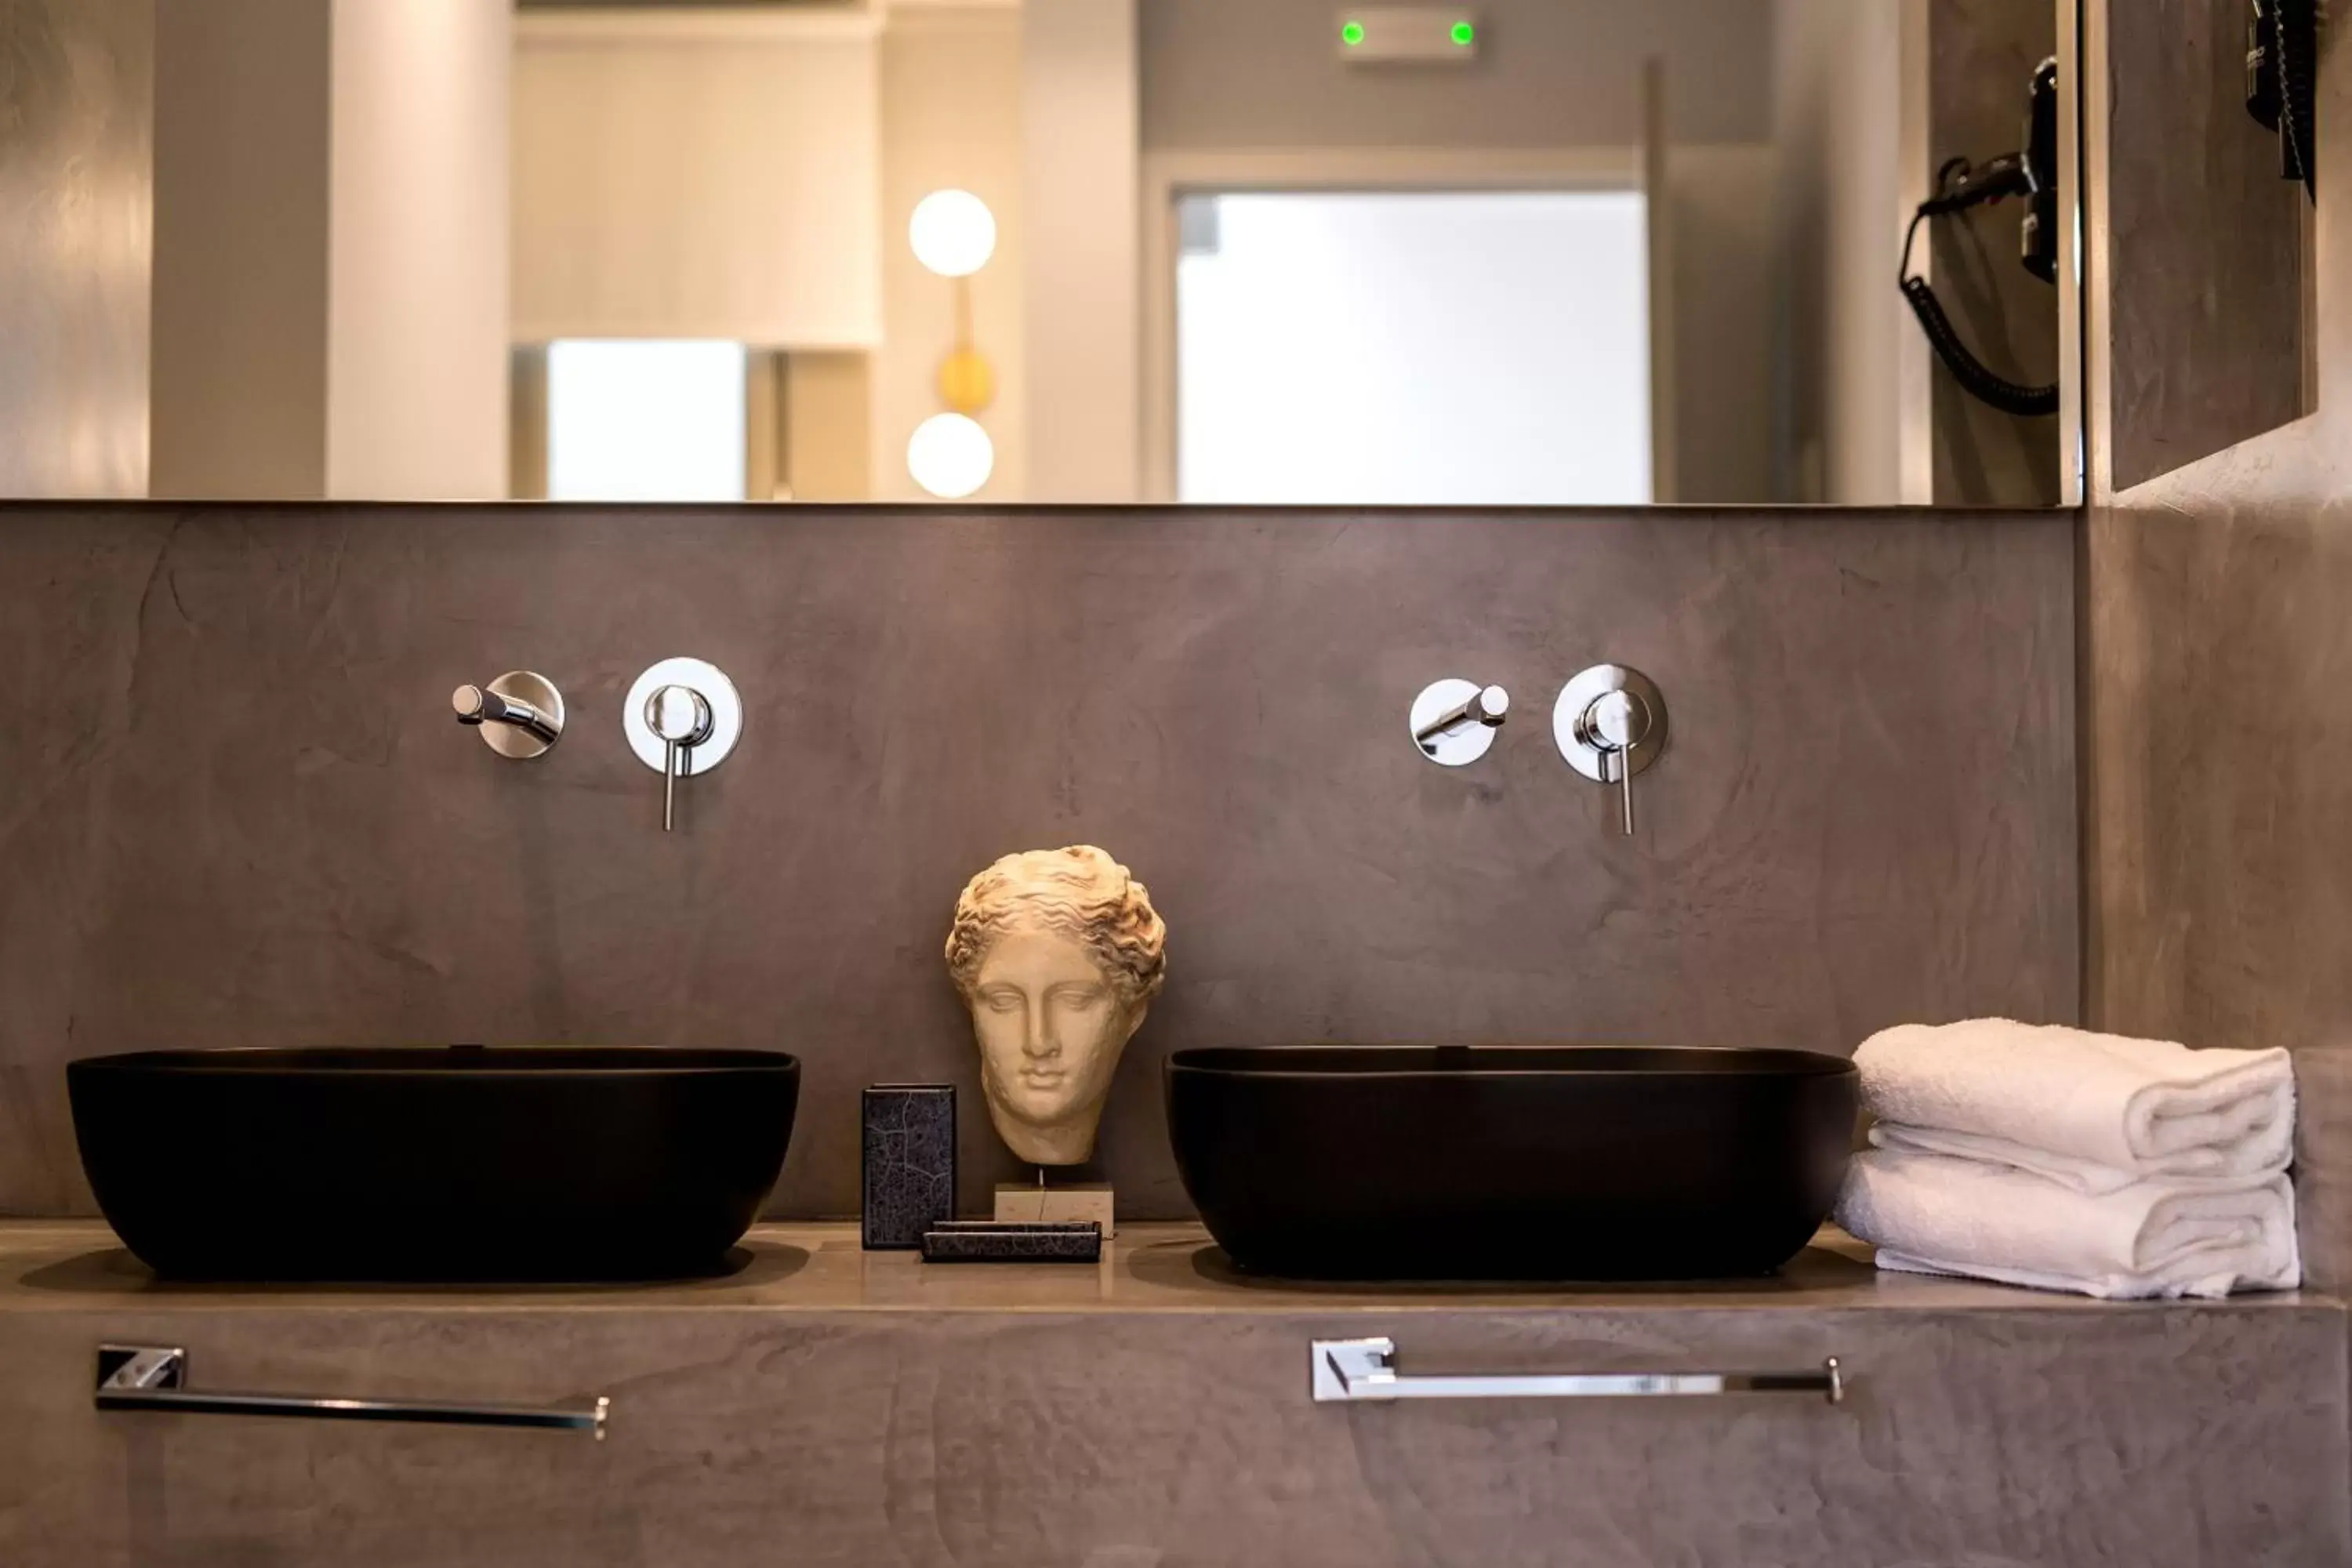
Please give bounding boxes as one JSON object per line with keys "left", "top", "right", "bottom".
{"left": 860, "top": 1084, "right": 957, "bottom": 1250}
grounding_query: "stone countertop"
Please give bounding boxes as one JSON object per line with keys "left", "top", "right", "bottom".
{"left": 0, "top": 1220, "right": 2332, "bottom": 1316}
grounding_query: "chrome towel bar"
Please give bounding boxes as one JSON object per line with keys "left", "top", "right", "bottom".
{"left": 95, "top": 1345, "right": 610, "bottom": 1439}
{"left": 1311, "top": 1338, "right": 1844, "bottom": 1405}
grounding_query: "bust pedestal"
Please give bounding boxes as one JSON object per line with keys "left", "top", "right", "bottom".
{"left": 994, "top": 1181, "right": 1116, "bottom": 1239}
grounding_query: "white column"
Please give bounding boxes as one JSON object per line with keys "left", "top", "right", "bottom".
{"left": 326, "top": 0, "right": 510, "bottom": 501}
{"left": 1021, "top": 0, "right": 1140, "bottom": 503}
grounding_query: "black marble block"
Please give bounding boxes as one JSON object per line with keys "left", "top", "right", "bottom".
{"left": 861, "top": 1085, "right": 956, "bottom": 1250}
{"left": 920, "top": 1221, "right": 1104, "bottom": 1264}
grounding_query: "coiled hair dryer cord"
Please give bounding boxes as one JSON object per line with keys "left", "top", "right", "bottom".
{"left": 1900, "top": 162, "right": 2059, "bottom": 419}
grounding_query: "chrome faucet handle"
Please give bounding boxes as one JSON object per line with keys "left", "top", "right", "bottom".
{"left": 1578, "top": 688, "right": 1652, "bottom": 834}
{"left": 646, "top": 685, "right": 714, "bottom": 833}
{"left": 1552, "top": 665, "right": 1668, "bottom": 837}
{"left": 622, "top": 658, "right": 745, "bottom": 835}
{"left": 452, "top": 673, "right": 564, "bottom": 759}
{"left": 1410, "top": 680, "right": 1510, "bottom": 767}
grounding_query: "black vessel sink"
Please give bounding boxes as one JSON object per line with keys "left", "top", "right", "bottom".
{"left": 69, "top": 1047, "right": 800, "bottom": 1281}
{"left": 1166, "top": 1046, "right": 1857, "bottom": 1280}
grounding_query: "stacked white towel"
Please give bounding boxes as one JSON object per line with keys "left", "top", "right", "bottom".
{"left": 1832, "top": 1020, "right": 2299, "bottom": 1299}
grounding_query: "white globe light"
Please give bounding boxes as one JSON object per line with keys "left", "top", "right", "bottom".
{"left": 909, "top": 189, "right": 997, "bottom": 278}
{"left": 907, "top": 413, "right": 995, "bottom": 499}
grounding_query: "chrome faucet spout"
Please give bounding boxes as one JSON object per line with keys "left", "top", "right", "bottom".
{"left": 1410, "top": 679, "right": 1511, "bottom": 767}
{"left": 452, "top": 683, "right": 562, "bottom": 746}
{"left": 1414, "top": 684, "right": 1510, "bottom": 748}
{"left": 451, "top": 673, "right": 567, "bottom": 758}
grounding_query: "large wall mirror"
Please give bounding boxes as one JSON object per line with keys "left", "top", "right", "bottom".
{"left": 2, "top": 0, "right": 2082, "bottom": 508}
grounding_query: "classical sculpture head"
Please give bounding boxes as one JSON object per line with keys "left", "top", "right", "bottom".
{"left": 945, "top": 846, "right": 1167, "bottom": 1166}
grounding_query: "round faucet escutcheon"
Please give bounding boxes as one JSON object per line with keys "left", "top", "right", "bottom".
{"left": 622, "top": 659, "right": 745, "bottom": 834}
{"left": 1409, "top": 678, "right": 1510, "bottom": 767}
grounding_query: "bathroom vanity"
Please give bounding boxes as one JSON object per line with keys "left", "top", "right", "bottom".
{"left": 3, "top": 0, "right": 2346, "bottom": 1555}
{"left": 0, "top": 1221, "right": 2340, "bottom": 1566}
{"left": 0, "top": 498, "right": 2125, "bottom": 1564}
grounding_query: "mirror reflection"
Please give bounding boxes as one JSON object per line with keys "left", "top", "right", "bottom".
{"left": 1, "top": 0, "right": 2077, "bottom": 507}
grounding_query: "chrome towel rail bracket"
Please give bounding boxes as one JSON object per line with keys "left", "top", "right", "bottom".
{"left": 1311, "top": 1338, "right": 1844, "bottom": 1406}
{"left": 96, "top": 1345, "right": 610, "bottom": 1439}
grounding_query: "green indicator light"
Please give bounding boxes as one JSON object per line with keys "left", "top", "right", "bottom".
{"left": 1341, "top": 20, "right": 1366, "bottom": 45}
{"left": 1450, "top": 20, "right": 1475, "bottom": 45}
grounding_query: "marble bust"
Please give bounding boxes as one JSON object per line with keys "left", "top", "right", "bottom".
{"left": 945, "top": 846, "right": 1167, "bottom": 1166}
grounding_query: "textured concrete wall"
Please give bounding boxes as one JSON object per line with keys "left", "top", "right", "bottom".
{"left": 2097, "top": 0, "right": 2307, "bottom": 492}
{"left": 2084, "top": 0, "right": 2350, "bottom": 1288}
{"left": 0, "top": 503, "right": 2075, "bottom": 1220}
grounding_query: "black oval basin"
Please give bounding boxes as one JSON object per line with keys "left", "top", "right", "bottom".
{"left": 68, "top": 1047, "right": 800, "bottom": 1281}
{"left": 1166, "top": 1046, "right": 1857, "bottom": 1280}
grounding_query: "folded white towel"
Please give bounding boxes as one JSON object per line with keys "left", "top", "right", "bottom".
{"left": 1835, "top": 1147, "right": 2299, "bottom": 1300}
{"left": 1867, "top": 1121, "right": 2280, "bottom": 1196}
{"left": 1855, "top": 1020, "right": 2295, "bottom": 1182}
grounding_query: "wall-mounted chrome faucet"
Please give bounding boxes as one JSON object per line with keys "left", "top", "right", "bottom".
{"left": 1553, "top": 664, "right": 1668, "bottom": 835}
{"left": 1410, "top": 679, "right": 1509, "bottom": 766}
{"left": 452, "top": 673, "right": 564, "bottom": 759}
{"left": 622, "top": 658, "right": 743, "bottom": 832}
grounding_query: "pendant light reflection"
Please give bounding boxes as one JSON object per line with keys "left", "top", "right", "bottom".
{"left": 907, "top": 412, "right": 995, "bottom": 499}
{"left": 909, "top": 189, "right": 998, "bottom": 278}
{"left": 908, "top": 187, "right": 999, "bottom": 497}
